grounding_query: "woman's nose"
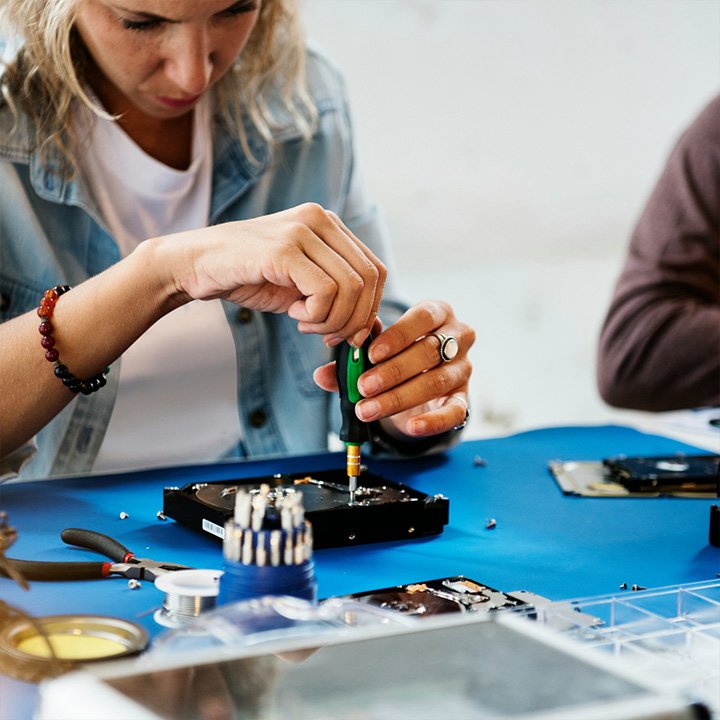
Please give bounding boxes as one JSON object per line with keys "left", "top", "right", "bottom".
{"left": 163, "top": 27, "right": 214, "bottom": 96}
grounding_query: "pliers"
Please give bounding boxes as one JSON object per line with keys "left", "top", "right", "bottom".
{"left": 1, "top": 528, "right": 191, "bottom": 582}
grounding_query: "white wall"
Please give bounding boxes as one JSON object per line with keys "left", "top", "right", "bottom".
{"left": 301, "top": 0, "right": 720, "bottom": 437}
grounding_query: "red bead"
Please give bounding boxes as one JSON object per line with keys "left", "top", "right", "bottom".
{"left": 38, "top": 287, "right": 107, "bottom": 395}
{"left": 38, "top": 305, "right": 54, "bottom": 319}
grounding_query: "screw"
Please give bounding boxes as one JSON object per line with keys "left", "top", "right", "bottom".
{"left": 619, "top": 582, "right": 627, "bottom": 590}
{"left": 128, "top": 579, "right": 141, "bottom": 590}
{"left": 631, "top": 584, "right": 647, "bottom": 592}
{"left": 473, "top": 456, "right": 487, "bottom": 467}
{"left": 485, "top": 518, "right": 497, "bottom": 530}
{"left": 156, "top": 511, "right": 167, "bottom": 521}
{"left": 119, "top": 511, "right": 129, "bottom": 520}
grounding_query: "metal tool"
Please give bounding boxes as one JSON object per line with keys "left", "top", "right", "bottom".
{"left": 222, "top": 487, "right": 312, "bottom": 567}
{"left": 218, "top": 488, "right": 316, "bottom": 604}
{"left": 335, "top": 335, "right": 372, "bottom": 504}
{"left": 0, "top": 528, "right": 191, "bottom": 582}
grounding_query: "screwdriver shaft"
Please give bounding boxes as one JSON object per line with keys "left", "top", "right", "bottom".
{"left": 346, "top": 444, "right": 361, "bottom": 503}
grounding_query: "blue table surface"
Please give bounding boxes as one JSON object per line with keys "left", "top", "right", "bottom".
{"left": 1, "top": 424, "right": 719, "bottom": 717}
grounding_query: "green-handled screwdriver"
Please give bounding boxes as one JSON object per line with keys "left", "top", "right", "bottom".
{"left": 335, "top": 335, "right": 373, "bottom": 504}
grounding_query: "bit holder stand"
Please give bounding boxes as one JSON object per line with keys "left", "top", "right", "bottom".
{"left": 218, "top": 485, "right": 316, "bottom": 605}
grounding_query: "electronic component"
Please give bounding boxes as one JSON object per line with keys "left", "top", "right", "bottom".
{"left": 549, "top": 453, "right": 720, "bottom": 497}
{"left": 603, "top": 454, "right": 719, "bottom": 493}
{"left": 163, "top": 469, "right": 449, "bottom": 549}
{"left": 340, "top": 575, "right": 528, "bottom": 616}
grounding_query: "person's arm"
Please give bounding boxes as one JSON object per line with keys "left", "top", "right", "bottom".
{"left": 0, "top": 241, "right": 172, "bottom": 458}
{"left": 597, "top": 96, "right": 720, "bottom": 412}
{"left": 0, "top": 205, "right": 386, "bottom": 459}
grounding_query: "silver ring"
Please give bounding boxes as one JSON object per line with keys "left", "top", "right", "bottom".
{"left": 430, "top": 332, "right": 459, "bottom": 364}
{"left": 451, "top": 395, "right": 470, "bottom": 431}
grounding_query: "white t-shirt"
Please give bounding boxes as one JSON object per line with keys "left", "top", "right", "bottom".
{"left": 76, "top": 98, "right": 244, "bottom": 471}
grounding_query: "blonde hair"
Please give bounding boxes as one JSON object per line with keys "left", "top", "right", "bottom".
{"left": 0, "top": 0, "right": 317, "bottom": 167}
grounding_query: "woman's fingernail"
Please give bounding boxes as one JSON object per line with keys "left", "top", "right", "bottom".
{"left": 411, "top": 419, "right": 427, "bottom": 434}
{"left": 357, "top": 400, "right": 379, "bottom": 421}
{"left": 369, "top": 342, "right": 388, "bottom": 363}
{"left": 359, "top": 374, "right": 380, "bottom": 395}
{"left": 351, "top": 329, "right": 370, "bottom": 348}
{"left": 324, "top": 336, "right": 343, "bottom": 347}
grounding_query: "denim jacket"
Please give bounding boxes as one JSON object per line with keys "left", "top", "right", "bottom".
{"left": 1, "top": 47, "right": 427, "bottom": 480}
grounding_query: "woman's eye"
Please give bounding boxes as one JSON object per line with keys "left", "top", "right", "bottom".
{"left": 119, "top": 2, "right": 257, "bottom": 32}
{"left": 219, "top": 1, "right": 259, "bottom": 18}
{"left": 121, "top": 18, "right": 162, "bottom": 32}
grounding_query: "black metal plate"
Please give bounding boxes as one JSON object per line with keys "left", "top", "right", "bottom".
{"left": 163, "top": 469, "right": 449, "bottom": 549}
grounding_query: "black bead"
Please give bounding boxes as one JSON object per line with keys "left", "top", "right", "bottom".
{"left": 54, "top": 364, "right": 69, "bottom": 378}
{"left": 67, "top": 378, "right": 82, "bottom": 392}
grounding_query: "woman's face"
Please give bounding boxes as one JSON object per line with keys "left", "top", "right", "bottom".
{"left": 74, "top": 0, "right": 261, "bottom": 119}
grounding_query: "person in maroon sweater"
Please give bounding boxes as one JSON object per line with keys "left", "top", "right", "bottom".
{"left": 597, "top": 95, "right": 720, "bottom": 412}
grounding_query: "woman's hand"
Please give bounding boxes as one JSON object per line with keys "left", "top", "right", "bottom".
{"left": 314, "top": 300, "right": 475, "bottom": 437}
{"left": 157, "top": 203, "right": 386, "bottom": 345}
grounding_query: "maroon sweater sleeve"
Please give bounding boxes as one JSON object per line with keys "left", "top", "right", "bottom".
{"left": 597, "top": 95, "right": 720, "bottom": 411}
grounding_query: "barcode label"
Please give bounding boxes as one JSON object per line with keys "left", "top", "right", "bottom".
{"left": 202, "top": 518, "right": 225, "bottom": 539}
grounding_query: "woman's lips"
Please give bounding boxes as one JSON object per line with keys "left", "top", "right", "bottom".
{"left": 156, "top": 95, "right": 201, "bottom": 108}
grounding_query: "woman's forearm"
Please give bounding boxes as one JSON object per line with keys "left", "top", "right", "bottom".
{"left": 0, "top": 239, "right": 181, "bottom": 457}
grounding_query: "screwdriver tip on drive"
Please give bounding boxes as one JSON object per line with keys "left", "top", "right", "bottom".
{"left": 347, "top": 444, "right": 361, "bottom": 504}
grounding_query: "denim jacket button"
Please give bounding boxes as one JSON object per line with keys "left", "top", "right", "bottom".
{"left": 0, "top": 293, "right": 9, "bottom": 312}
{"left": 236, "top": 308, "right": 253, "bottom": 324}
{"left": 248, "top": 407, "right": 268, "bottom": 428}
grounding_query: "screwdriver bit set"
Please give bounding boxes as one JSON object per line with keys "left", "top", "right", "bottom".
{"left": 218, "top": 485, "right": 316, "bottom": 604}
{"left": 222, "top": 485, "right": 312, "bottom": 568}
{"left": 163, "top": 468, "right": 449, "bottom": 549}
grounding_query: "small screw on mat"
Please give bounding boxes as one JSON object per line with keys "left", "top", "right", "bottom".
{"left": 631, "top": 584, "right": 647, "bottom": 592}
{"left": 119, "top": 511, "right": 129, "bottom": 520}
{"left": 485, "top": 518, "right": 497, "bottom": 530}
{"left": 128, "top": 579, "right": 141, "bottom": 590}
{"left": 619, "top": 582, "right": 627, "bottom": 590}
{"left": 156, "top": 511, "right": 167, "bottom": 521}
{"left": 473, "top": 456, "right": 487, "bottom": 467}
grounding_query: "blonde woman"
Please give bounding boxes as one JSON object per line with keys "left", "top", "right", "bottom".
{"left": 0, "top": 0, "right": 474, "bottom": 479}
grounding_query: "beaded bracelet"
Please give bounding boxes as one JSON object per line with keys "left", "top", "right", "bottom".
{"left": 37, "top": 285, "right": 109, "bottom": 395}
